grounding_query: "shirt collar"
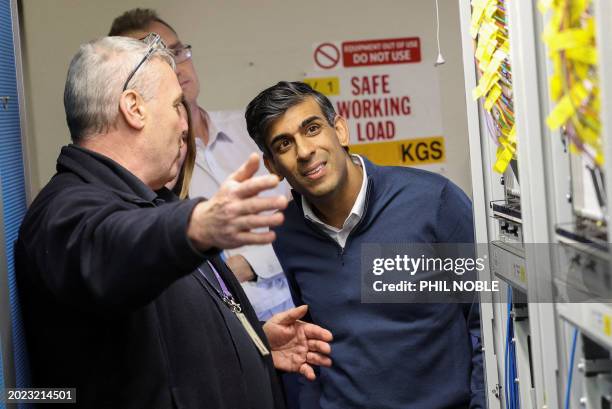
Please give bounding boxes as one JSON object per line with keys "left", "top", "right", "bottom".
{"left": 196, "top": 107, "right": 232, "bottom": 149}
{"left": 301, "top": 154, "right": 368, "bottom": 231}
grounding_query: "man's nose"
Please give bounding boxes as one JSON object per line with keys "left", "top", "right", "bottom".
{"left": 296, "top": 137, "right": 315, "bottom": 160}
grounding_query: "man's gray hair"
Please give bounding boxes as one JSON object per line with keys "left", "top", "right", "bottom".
{"left": 64, "top": 36, "right": 175, "bottom": 142}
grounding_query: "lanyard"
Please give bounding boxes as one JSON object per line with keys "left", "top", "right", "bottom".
{"left": 197, "top": 261, "right": 241, "bottom": 314}
{"left": 197, "top": 260, "right": 270, "bottom": 356}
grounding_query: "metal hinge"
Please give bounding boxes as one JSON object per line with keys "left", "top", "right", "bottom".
{"left": 491, "top": 383, "right": 501, "bottom": 399}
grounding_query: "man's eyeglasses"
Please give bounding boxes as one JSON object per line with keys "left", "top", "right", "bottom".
{"left": 122, "top": 33, "right": 167, "bottom": 92}
{"left": 171, "top": 45, "right": 192, "bottom": 64}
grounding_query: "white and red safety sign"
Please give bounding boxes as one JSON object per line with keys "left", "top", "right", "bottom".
{"left": 342, "top": 37, "right": 421, "bottom": 67}
{"left": 306, "top": 36, "right": 444, "bottom": 170}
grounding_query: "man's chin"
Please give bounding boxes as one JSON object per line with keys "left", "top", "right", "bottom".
{"left": 300, "top": 184, "right": 337, "bottom": 201}
{"left": 169, "top": 168, "right": 181, "bottom": 183}
{"left": 162, "top": 167, "right": 181, "bottom": 190}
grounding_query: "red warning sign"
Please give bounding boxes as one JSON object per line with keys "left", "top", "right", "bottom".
{"left": 342, "top": 37, "right": 421, "bottom": 68}
{"left": 314, "top": 43, "right": 341, "bottom": 69}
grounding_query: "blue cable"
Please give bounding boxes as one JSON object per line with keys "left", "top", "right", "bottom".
{"left": 505, "top": 286, "right": 513, "bottom": 409}
{"left": 511, "top": 319, "right": 517, "bottom": 409}
{"left": 564, "top": 328, "right": 579, "bottom": 409}
{"left": 505, "top": 286, "right": 521, "bottom": 409}
{"left": 511, "top": 327, "right": 519, "bottom": 409}
{"left": 504, "top": 322, "right": 509, "bottom": 408}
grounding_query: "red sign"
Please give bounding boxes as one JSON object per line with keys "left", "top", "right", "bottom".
{"left": 342, "top": 37, "right": 421, "bottom": 68}
{"left": 314, "top": 43, "right": 341, "bottom": 69}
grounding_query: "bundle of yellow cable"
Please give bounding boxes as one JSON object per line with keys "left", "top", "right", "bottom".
{"left": 470, "top": 0, "right": 516, "bottom": 174}
{"left": 540, "top": 0, "right": 602, "bottom": 166}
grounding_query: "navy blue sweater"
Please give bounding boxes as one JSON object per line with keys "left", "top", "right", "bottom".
{"left": 273, "top": 158, "right": 485, "bottom": 409}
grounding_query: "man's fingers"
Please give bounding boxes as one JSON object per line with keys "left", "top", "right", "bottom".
{"left": 233, "top": 212, "right": 284, "bottom": 231}
{"left": 234, "top": 231, "right": 277, "bottom": 246}
{"left": 228, "top": 153, "right": 260, "bottom": 183}
{"left": 299, "top": 364, "right": 316, "bottom": 381}
{"left": 230, "top": 174, "right": 283, "bottom": 199}
{"left": 307, "top": 339, "right": 331, "bottom": 355}
{"left": 306, "top": 352, "right": 332, "bottom": 368}
{"left": 233, "top": 196, "right": 287, "bottom": 217}
{"left": 303, "top": 323, "right": 333, "bottom": 342}
{"left": 189, "top": 170, "right": 286, "bottom": 250}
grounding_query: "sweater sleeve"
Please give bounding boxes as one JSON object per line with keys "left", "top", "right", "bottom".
{"left": 270, "top": 236, "right": 319, "bottom": 326}
{"left": 435, "top": 180, "right": 475, "bottom": 243}
{"left": 435, "top": 180, "right": 486, "bottom": 407}
{"left": 271, "top": 241, "right": 304, "bottom": 306}
{"left": 23, "top": 186, "right": 207, "bottom": 312}
{"left": 465, "top": 301, "right": 486, "bottom": 408}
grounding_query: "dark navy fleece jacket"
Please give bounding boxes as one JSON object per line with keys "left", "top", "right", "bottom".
{"left": 273, "top": 158, "right": 485, "bottom": 409}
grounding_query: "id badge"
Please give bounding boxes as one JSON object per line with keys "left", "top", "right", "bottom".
{"left": 235, "top": 312, "right": 270, "bottom": 356}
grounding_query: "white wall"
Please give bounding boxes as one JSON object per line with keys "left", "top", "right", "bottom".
{"left": 19, "top": 0, "right": 472, "bottom": 196}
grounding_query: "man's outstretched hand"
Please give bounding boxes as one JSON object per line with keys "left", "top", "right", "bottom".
{"left": 187, "top": 153, "right": 287, "bottom": 251}
{"left": 263, "top": 305, "right": 333, "bottom": 380}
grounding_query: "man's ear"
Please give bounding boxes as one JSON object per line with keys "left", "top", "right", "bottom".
{"left": 119, "top": 90, "right": 146, "bottom": 130}
{"left": 263, "top": 155, "right": 284, "bottom": 181}
{"left": 334, "top": 115, "right": 350, "bottom": 148}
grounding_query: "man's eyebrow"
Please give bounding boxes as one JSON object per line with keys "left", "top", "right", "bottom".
{"left": 269, "top": 116, "right": 322, "bottom": 146}
{"left": 300, "top": 116, "right": 322, "bottom": 129}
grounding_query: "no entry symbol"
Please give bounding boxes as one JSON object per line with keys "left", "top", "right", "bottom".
{"left": 314, "top": 43, "right": 340, "bottom": 69}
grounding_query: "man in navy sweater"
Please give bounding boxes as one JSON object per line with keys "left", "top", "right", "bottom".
{"left": 245, "top": 81, "right": 485, "bottom": 409}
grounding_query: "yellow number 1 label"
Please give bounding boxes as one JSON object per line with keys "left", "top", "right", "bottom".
{"left": 303, "top": 77, "right": 340, "bottom": 96}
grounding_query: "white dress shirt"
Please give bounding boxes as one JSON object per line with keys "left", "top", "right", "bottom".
{"left": 302, "top": 155, "right": 368, "bottom": 249}
{"left": 189, "top": 109, "right": 293, "bottom": 319}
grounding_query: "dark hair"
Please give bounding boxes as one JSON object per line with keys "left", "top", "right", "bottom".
{"left": 108, "top": 8, "right": 176, "bottom": 36}
{"left": 245, "top": 81, "right": 337, "bottom": 154}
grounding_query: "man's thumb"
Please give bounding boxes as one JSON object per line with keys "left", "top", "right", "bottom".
{"left": 275, "top": 305, "right": 308, "bottom": 325}
{"left": 229, "top": 153, "right": 260, "bottom": 183}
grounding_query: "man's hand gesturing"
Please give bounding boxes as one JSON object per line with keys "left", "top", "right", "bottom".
{"left": 188, "top": 153, "right": 288, "bottom": 251}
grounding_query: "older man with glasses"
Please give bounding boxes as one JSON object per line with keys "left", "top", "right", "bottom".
{"left": 109, "top": 9, "right": 296, "bottom": 324}
{"left": 15, "top": 36, "right": 332, "bottom": 409}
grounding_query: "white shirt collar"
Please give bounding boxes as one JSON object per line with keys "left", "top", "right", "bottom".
{"left": 301, "top": 154, "right": 368, "bottom": 248}
{"left": 196, "top": 107, "right": 232, "bottom": 149}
